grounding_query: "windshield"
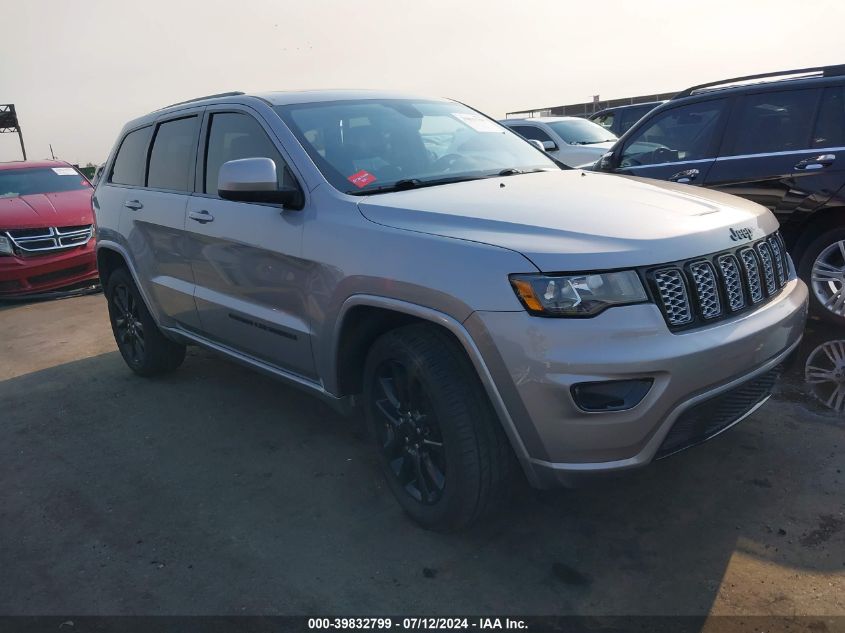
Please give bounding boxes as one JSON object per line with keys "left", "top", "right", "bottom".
{"left": 0, "top": 167, "right": 91, "bottom": 198}
{"left": 275, "top": 99, "right": 558, "bottom": 194}
{"left": 546, "top": 119, "right": 617, "bottom": 145}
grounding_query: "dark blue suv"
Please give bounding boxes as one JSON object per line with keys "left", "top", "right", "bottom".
{"left": 595, "top": 65, "right": 845, "bottom": 325}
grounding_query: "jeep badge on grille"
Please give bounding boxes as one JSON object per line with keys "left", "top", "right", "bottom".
{"left": 729, "top": 227, "right": 754, "bottom": 242}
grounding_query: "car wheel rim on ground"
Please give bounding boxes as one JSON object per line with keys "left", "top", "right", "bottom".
{"left": 372, "top": 359, "right": 446, "bottom": 505}
{"left": 811, "top": 239, "right": 845, "bottom": 317}
{"left": 111, "top": 283, "right": 145, "bottom": 364}
{"left": 804, "top": 339, "right": 845, "bottom": 413}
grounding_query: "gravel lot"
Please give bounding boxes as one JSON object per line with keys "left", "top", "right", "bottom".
{"left": 1, "top": 293, "right": 843, "bottom": 616}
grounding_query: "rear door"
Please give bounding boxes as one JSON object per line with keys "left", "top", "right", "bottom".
{"left": 119, "top": 110, "right": 203, "bottom": 329}
{"left": 703, "top": 86, "right": 842, "bottom": 224}
{"left": 806, "top": 83, "right": 845, "bottom": 216}
{"left": 95, "top": 124, "right": 152, "bottom": 259}
{"left": 184, "top": 106, "right": 314, "bottom": 378}
{"left": 612, "top": 98, "right": 729, "bottom": 184}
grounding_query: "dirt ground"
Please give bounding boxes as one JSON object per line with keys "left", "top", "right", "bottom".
{"left": 0, "top": 292, "right": 843, "bottom": 616}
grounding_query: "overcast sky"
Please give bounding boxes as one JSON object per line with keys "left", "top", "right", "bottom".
{"left": 1, "top": 0, "right": 843, "bottom": 165}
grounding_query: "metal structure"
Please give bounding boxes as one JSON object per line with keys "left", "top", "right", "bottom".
{"left": 507, "top": 65, "right": 845, "bottom": 119}
{"left": 0, "top": 104, "right": 27, "bottom": 160}
{"left": 507, "top": 90, "right": 677, "bottom": 119}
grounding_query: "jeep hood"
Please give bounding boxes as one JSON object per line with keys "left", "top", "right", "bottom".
{"left": 356, "top": 170, "right": 779, "bottom": 271}
{"left": 0, "top": 189, "right": 94, "bottom": 229}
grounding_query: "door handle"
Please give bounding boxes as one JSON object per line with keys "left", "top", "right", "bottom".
{"left": 795, "top": 153, "right": 836, "bottom": 170}
{"left": 669, "top": 168, "right": 700, "bottom": 184}
{"left": 124, "top": 199, "right": 143, "bottom": 211}
{"left": 188, "top": 210, "right": 214, "bottom": 224}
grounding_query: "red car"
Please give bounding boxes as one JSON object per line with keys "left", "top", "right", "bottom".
{"left": 0, "top": 160, "right": 98, "bottom": 296}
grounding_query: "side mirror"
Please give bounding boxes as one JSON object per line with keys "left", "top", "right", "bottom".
{"left": 527, "top": 139, "right": 545, "bottom": 151}
{"left": 218, "top": 157, "right": 304, "bottom": 209}
{"left": 597, "top": 150, "right": 617, "bottom": 171}
{"left": 541, "top": 140, "right": 558, "bottom": 152}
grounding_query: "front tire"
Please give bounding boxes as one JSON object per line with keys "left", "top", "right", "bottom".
{"left": 363, "top": 323, "right": 514, "bottom": 531}
{"left": 106, "top": 268, "right": 186, "bottom": 376}
{"left": 798, "top": 227, "right": 845, "bottom": 326}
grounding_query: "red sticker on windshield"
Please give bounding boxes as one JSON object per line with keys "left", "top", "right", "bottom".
{"left": 347, "top": 170, "right": 376, "bottom": 188}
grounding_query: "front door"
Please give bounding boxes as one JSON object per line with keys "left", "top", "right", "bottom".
{"left": 184, "top": 107, "right": 315, "bottom": 379}
{"left": 613, "top": 98, "right": 729, "bottom": 185}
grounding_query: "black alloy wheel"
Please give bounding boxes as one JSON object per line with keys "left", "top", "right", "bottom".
{"left": 111, "top": 281, "right": 146, "bottom": 366}
{"left": 105, "top": 267, "right": 185, "bottom": 376}
{"left": 372, "top": 358, "right": 446, "bottom": 505}
{"left": 363, "top": 323, "right": 515, "bottom": 531}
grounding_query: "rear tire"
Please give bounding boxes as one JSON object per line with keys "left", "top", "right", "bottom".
{"left": 106, "top": 267, "right": 186, "bottom": 376}
{"left": 798, "top": 227, "right": 845, "bottom": 326}
{"left": 363, "top": 323, "right": 515, "bottom": 531}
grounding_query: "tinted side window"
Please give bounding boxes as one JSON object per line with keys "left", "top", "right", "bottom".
{"left": 110, "top": 126, "right": 152, "bottom": 186}
{"left": 592, "top": 113, "right": 614, "bottom": 132}
{"left": 730, "top": 89, "right": 819, "bottom": 155}
{"left": 147, "top": 117, "right": 199, "bottom": 191}
{"left": 204, "top": 112, "right": 293, "bottom": 194}
{"left": 812, "top": 86, "right": 845, "bottom": 149}
{"left": 510, "top": 125, "right": 553, "bottom": 143}
{"left": 620, "top": 100, "right": 726, "bottom": 167}
{"left": 619, "top": 107, "right": 650, "bottom": 134}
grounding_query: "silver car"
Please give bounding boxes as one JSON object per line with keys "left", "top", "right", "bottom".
{"left": 499, "top": 116, "right": 618, "bottom": 166}
{"left": 93, "top": 90, "right": 808, "bottom": 531}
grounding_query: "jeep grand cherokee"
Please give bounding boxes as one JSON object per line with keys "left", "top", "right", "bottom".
{"left": 93, "top": 90, "right": 808, "bottom": 530}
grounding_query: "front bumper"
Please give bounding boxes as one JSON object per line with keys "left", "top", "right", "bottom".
{"left": 466, "top": 277, "right": 808, "bottom": 488}
{"left": 0, "top": 241, "right": 98, "bottom": 296}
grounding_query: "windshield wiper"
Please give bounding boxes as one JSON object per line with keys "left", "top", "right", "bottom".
{"left": 393, "top": 178, "right": 424, "bottom": 190}
{"left": 349, "top": 175, "right": 487, "bottom": 196}
{"left": 495, "top": 167, "right": 555, "bottom": 177}
{"left": 349, "top": 168, "right": 553, "bottom": 195}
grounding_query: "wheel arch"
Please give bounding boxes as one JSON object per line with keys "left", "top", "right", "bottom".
{"left": 95, "top": 241, "right": 162, "bottom": 327}
{"left": 330, "top": 295, "right": 536, "bottom": 484}
{"left": 789, "top": 205, "right": 845, "bottom": 263}
{"left": 96, "top": 243, "right": 130, "bottom": 289}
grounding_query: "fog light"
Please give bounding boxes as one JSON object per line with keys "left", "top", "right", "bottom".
{"left": 571, "top": 379, "right": 653, "bottom": 412}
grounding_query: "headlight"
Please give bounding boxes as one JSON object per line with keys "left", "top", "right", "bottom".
{"left": 0, "top": 235, "right": 12, "bottom": 256}
{"left": 509, "top": 270, "right": 648, "bottom": 317}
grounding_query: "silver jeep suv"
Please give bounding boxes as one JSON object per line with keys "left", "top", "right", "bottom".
{"left": 94, "top": 90, "right": 808, "bottom": 530}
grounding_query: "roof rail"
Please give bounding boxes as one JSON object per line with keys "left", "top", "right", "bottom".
{"left": 673, "top": 65, "right": 845, "bottom": 99}
{"left": 156, "top": 91, "right": 245, "bottom": 111}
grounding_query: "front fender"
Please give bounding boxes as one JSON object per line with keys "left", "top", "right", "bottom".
{"left": 326, "top": 294, "right": 539, "bottom": 486}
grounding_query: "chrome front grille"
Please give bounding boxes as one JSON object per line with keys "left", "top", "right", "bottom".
{"left": 767, "top": 236, "right": 786, "bottom": 285}
{"left": 689, "top": 261, "right": 721, "bottom": 319}
{"left": 756, "top": 242, "right": 777, "bottom": 295}
{"left": 654, "top": 269, "right": 693, "bottom": 325}
{"left": 649, "top": 231, "right": 790, "bottom": 330}
{"left": 717, "top": 254, "right": 746, "bottom": 312}
{"left": 739, "top": 248, "right": 764, "bottom": 304}
{"left": 4, "top": 225, "right": 93, "bottom": 255}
